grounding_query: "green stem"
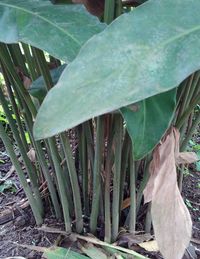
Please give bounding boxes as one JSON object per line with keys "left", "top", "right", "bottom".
{"left": 176, "top": 92, "right": 200, "bottom": 129}
{"left": 104, "top": 0, "right": 115, "bottom": 24}
{"left": 8, "top": 44, "right": 29, "bottom": 75}
{"left": 0, "top": 44, "right": 37, "bottom": 118}
{"left": 112, "top": 114, "right": 123, "bottom": 241}
{"left": 90, "top": 116, "right": 104, "bottom": 234}
{"left": 79, "top": 125, "right": 89, "bottom": 216}
{"left": 0, "top": 123, "right": 43, "bottom": 225}
{"left": 119, "top": 131, "right": 131, "bottom": 211}
{"left": 0, "top": 86, "right": 43, "bottom": 215}
{"left": 12, "top": 80, "right": 62, "bottom": 219}
{"left": 0, "top": 63, "right": 29, "bottom": 152}
{"left": 48, "top": 138, "right": 71, "bottom": 232}
{"left": 181, "top": 111, "right": 200, "bottom": 151}
{"left": 21, "top": 43, "right": 38, "bottom": 80}
{"left": 60, "top": 132, "right": 83, "bottom": 233}
{"left": 104, "top": 115, "right": 114, "bottom": 243}
{"left": 31, "top": 47, "right": 53, "bottom": 91}
{"left": 129, "top": 148, "right": 136, "bottom": 233}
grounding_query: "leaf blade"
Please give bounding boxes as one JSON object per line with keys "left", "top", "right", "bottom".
{"left": 34, "top": 0, "right": 200, "bottom": 139}
{"left": 121, "top": 89, "right": 176, "bottom": 160}
{"left": 0, "top": 0, "right": 105, "bottom": 62}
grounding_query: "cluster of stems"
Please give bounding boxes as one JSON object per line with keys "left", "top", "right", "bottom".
{"left": 0, "top": 0, "right": 199, "bottom": 243}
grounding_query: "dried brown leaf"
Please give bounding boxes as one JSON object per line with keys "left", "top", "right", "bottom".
{"left": 143, "top": 128, "right": 192, "bottom": 259}
{"left": 27, "top": 148, "right": 36, "bottom": 162}
{"left": 138, "top": 240, "right": 159, "bottom": 252}
{"left": 176, "top": 152, "right": 198, "bottom": 165}
{"left": 72, "top": 0, "right": 104, "bottom": 16}
{"left": 117, "top": 233, "right": 152, "bottom": 247}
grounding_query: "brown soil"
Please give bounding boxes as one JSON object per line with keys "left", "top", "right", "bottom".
{"left": 0, "top": 141, "right": 199, "bottom": 259}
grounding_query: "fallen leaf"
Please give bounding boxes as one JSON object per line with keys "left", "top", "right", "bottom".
{"left": 138, "top": 240, "right": 159, "bottom": 252}
{"left": 176, "top": 152, "right": 198, "bottom": 165}
{"left": 72, "top": 0, "right": 104, "bottom": 16}
{"left": 143, "top": 128, "right": 192, "bottom": 259}
{"left": 118, "top": 233, "right": 152, "bottom": 247}
{"left": 27, "top": 148, "right": 36, "bottom": 162}
{"left": 0, "top": 165, "right": 15, "bottom": 183}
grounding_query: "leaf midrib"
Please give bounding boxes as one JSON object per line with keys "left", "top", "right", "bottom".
{"left": 0, "top": 1, "right": 81, "bottom": 47}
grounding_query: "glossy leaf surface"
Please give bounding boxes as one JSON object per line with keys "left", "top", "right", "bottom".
{"left": 0, "top": 0, "right": 105, "bottom": 62}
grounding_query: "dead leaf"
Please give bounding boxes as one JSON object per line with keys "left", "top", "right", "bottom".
{"left": 143, "top": 150, "right": 160, "bottom": 204}
{"left": 121, "top": 197, "right": 131, "bottom": 210}
{"left": 117, "top": 233, "right": 152, "bottom": 248}
{"left": 22, "top": 75, "right": 32, "bottom": 89}
{"left": 143, "top": 128, "right": 192, "bottom": 259}
{"left": 173, "top": 128, "right": 198, "bottom": 165}
{"left": 138, "top": 240, "right": 159, "bottom": 252}
{"left": 176, "top": 152, "right": 198, "bottom": 165}
{"left": 72, "top": 0, "right": 104, "bottom": 16}
{"left": 0, "top": 165, "right": 15, "bottom": 183}
{"left": 27, "top": 148, "right": 36, "bottom": 162}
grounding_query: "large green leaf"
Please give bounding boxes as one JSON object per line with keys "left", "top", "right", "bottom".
{"left": 0, "top": 0, "right": 105, "bottom": 62}
{"left": 121, "top": 89, "right": 176, "bottom": 160}
{"left": 34, "top": 0, "right": 200, "bottom": 139}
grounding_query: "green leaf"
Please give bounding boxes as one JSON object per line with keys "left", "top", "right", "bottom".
{"left": 121, "top": 90, "right": 176, "bottom": 160}
{"left": 0, "top": 0, "right": 105, "bottom": 62}
{"left": 43, "top": 246, "right": 89, "bottom": 259}
{"left": 34, "top": 0, "right": 200, "bottom": 139}
{"left": 29, "top": 64, "right": 66, "bottom": 102}
{"left": 0, "top": 180, "right": 16, "bottom": 193}
{"left": 80, "top": 245, "right": 108, "bottom": 259}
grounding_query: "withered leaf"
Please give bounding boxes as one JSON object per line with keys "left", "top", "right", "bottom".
{"left": 143, "top": 128, "right": 192, "bottom": 259}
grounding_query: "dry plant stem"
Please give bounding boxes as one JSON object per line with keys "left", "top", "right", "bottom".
{"left": 129, "top": 148, "right": 136, "bottom": 233}
{"left": 0, "top": 87, "right": 43, "bottom": 215}
{"left": 60, "top": 132, "right": 83, "bottom": 233}
{"left": 112, "top": 114, "right": 123, "bottom": 241}
{"left": 90, "top": 116, "right": 104, "bottom": 234}
{"left": 0, "top": 123, "right": 43, "bottom": 225}
{"left": 48, "top": 137, "right": 71, "bottom": 232}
